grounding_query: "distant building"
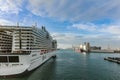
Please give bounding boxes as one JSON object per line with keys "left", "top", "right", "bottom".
{"left": 74, "top": 42, "right": 90, "bottom": 52}
{"left": 83, "top": 42, "right": 90, "bottom": 52}
{"left": 90, "top": 46, "right": 101, "bottom": 50}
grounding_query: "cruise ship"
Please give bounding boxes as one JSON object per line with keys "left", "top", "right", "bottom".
{"left": 0, "top": 25, "right": 57, "bottom": 77}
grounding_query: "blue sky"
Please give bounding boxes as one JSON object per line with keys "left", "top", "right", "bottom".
{"left": 0, "top": 0, "right": 120, "bottom": 49}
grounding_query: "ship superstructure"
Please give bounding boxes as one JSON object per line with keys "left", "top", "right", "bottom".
{"left": 0, "top": 25, "right": 57, "bottom": 76}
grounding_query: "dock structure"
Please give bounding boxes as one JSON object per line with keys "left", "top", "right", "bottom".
{"left": 104, "top": 57, "right": 120, "bottom": 64}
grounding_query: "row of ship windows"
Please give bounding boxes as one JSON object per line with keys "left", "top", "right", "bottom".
{"left": 14, "top": 47, "right": 51, "bottom": 49}
{"left": 14, "top": 45, "right": 32, "bottom": 47}
{"left": 14, "top": 46, "right": 50, "bottom": 48}
{"left": 0, "top": 56, "right": 19, "bottom": 63}
{"left": 15, "top": 31, "right": 32, "bottom": 33}
{"left": 3, "top": 41, "right": 53, "bottom": 44}
{"left": 0, "top": 39, "right": 12, "bottom": 41}
{"left": 15, "top": 48, "right": 32, "bottom": 49}
{"left": 15, "top": 29, "right": 46, "bottom": 32}
{"left": 33, "top": 31, "right": 46, "bottom": 36}
{"left": 14, "top": 47, "right": 50, "bottom": 50}
{"left": 0, "top": 37, "right": 12, "bottom": 40}
{"left": 14, "top": 36, "right": 33, "bottom": 38}
{"left": 14, "top": 35, "right": 49, "bottom": 40}
{"left": 32, "top": 30, "right": 46, "bottom": 35}
{"left": 15, "top": 29, "right": 32, "bottom": 31}
{"left": 0, "top": 39, "right": 9, "bottom": 41}
{"left": 3, "top": 35, "right": 12, "bottom": 37}
{"left": 0, "top": 64, "right": 23, "bottom": 67}
{"left": 14, "top": 33, "right": 44, "bottom": 38}
{"left": 0, "top": 41, "right": 12, "bottom": 44}
{"left": 15, "top": 42, "right": 52, "bottom": 45}
{"left": 15, "top": 30, "right": 46, "bottom": 37}
{"left": 0, "top": 33, "right": 12, "bottom": 36}
{"left": 0, "top": 46, "right": 12, "bottom": 47}
{"left": 15, "top": 31, "right": 31, "bottom": 33}
{"left": 14, "top": 41, "right": 50, "bottom": 44}
{"left": 0, "top": 46, "right": 12, "bottom": 48}
{"left": 15, "top": 41, "right": 33, "bottom": 44}
{"left": 14, "top": 39, "right": 33, "bottom": 41}
{"left": 0, "top": 37, "right": 51, "bottom": 42}
{"left": 0, "top": 31, "right": 8, "bottom": 34}
{"left": 0, "top": 43, "right": 52, "bottom": 46}
{"left": 0, "top": 42, "right": 12, "bottom": 44}
{"left": 0, "top": 28, "right": 47, "bottom": 36}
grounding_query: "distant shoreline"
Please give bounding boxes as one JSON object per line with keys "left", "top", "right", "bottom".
{"left": 90, "top": 50, "right": 114, "bottom": 53}
{"left": 90, "top": 50, "right": 120, "bottom": 53}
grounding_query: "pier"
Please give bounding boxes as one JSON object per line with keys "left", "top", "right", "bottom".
{"left": 104, "top": 57, "right": 120, "bottom": 64}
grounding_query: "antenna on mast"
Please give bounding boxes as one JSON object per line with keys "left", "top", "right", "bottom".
{"left": 17, "top": 22, "right": 19, "bottom": 27}
{"left": 35, "top": 22, "right": 37, "bottom": 27}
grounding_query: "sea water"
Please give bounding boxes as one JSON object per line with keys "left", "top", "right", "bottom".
{"left": 1, "top": 49, "right": 120, "bottom": 80}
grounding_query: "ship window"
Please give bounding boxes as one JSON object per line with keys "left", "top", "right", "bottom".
{"left": 0, "top": 56, "right": 7, "bottom": 62}
{"left": 9, "top": 56, "right": 19, "bottom": 62}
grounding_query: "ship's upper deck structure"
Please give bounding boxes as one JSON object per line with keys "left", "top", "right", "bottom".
{"left": 0, "top": 25, "right": 57, "bottom": 54}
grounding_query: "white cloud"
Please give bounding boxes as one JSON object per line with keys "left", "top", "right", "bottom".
{"left": 54, "top": 33, "right": 120, "bottom": 49}
{"left": 71, "top": 22, "right": 120, "bottom": 35}
{"left": 101, "top": 25, "right": 120, "bottom": 35}
{"left": 52, "top": 32, "right": 82, "bottom": 48}
{"left": 72, "top": 23, "right": 97, "bottom": 31}
{"left": 1, "top": 0, "right": 120, "bottom": 49}
{"left": 0, "top": 0, "right": 23, "bottom": 14}
{"left": 52, "top": 32, "right": 79, "bottom": 43}
{"left": 27, "top": 0, "right": 120, "bottom": 21}
{"left": 57, "top": 44, "right": 72, "bottom": 49}
{"left": 52, "top": 23, "right": 120, "bottom": 49}
{"left": 52, "top": 32, "right": 103, "bottom": 48}
{"left": 0, "top": 19, "right": 13, "bottom": 25}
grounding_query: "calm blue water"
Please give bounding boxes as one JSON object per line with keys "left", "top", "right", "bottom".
{"left": 1, "top": 49, "right": 120, "bottom": 80}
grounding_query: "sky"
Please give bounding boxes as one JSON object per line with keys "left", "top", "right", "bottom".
{"left": 0, "top": 0, "right": 120, "bottom": 49}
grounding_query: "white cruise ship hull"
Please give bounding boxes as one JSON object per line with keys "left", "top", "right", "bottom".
{"left": 0, "top": 51, "right": 56, "bottom": 77}
{"left": 0, "top": 25, "right": 57, "bottom": 77}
